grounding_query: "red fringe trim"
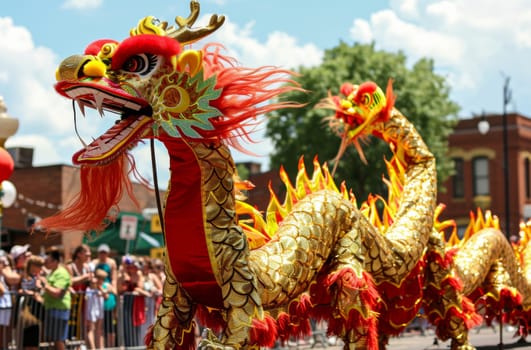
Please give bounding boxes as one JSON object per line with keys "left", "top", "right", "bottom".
{"left": 275, "top": 295, "right": 313, "bottom": 342}
{"left": 425, "top": 249, "right": 457, "bottom": 270}
{"left": 322, "top": 268, "right": 379, "bottom": 348}
{"left": 195, "top": 305, "right": 225, "bottom": 335}
{"left": 376, "top": 262, "right": 425, "bottom": 335}
{"left": 444, "top": 248, "right": 459, "bottom": 267}
{"left": 461, "top": 296, "right": 483, "bottom": 329}
{"left": 250, "top": 314, "right": 278, "bottom": 348}
{"left": 276, "top": 312, "right": 291, "bottom": 341}
{"left": 36, "top": 153, "right": 139, "bottom": 233}
{"left": 480, "top": 287, "right": 524, "bottom": 325}
{"left": 199, "top": 43, "right": 304, "bottom": 152}
{"left": 444, "top": 275, "right": 463, "bottom": 292}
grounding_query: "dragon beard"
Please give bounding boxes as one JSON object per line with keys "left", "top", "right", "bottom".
{"left": 37, "top": 152, "right": 139, "bottom": 233}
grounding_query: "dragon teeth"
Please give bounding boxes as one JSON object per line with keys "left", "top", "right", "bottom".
{"left": 76, "top": 100, "right": 86, "bottom": 117}
{"left": 93, "top": 92, "right": 105, "bottom": 116}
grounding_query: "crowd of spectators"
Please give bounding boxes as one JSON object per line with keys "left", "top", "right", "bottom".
{"left": 0, "top": 242, "right": 166, "bottom": 350}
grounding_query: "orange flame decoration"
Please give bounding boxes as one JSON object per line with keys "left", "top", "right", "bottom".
{"left": 446, "top": 208, "right": 500, "bottom": 247}
{"left": 517, "top": 220, "right": 531, "bottom": 263}
{"left": 236, "top": 157, "right": 352, "bottom": 249}
{"left": 236, "top": 136, "right": 502, "bottom": 251}
{"left": 237, "top": 146, "right": 412, "bottom": 249}
{"left": 358, "top": 147, "right": 406, "bottom": 233}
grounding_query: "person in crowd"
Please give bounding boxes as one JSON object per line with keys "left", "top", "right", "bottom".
{"left": 19, "top": 254, "right": 45, "bottom": 350}
{"left": 5, "top": 245, "right": 30, "bottom": 349}
{"left": 42, "top": 246, "right": 71, "bottom": 350}
{"left": 85, "top": 269, "right": 108, "bottom": 350}
{"left": 118, "top": 256, "right": 148, "bottom": 347}
{"left": 100, "top": 268, "right": 117, "bottom": 349}
{"left": 139, "top": 257, "right": 163, "bottom": 337}
{"left": 66, "top": 244, "right": 92, "bottom": 341}
{"left": 91, "top": 244, "right": 117, "bottom": 347}
{"left": 152, "top": 258, "right": 166, "bottom": 285}
{"left": 0, "top": 252, "right": 13, "bottom": 350}
{"left": 91, "top": 244, "right": 117, "bottom": 290}
{"left": 9, "top": 244, "right": 31, "bottom": 286}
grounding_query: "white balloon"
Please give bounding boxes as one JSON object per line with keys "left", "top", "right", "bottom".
{"left": 1, "top": 180, "right": 16, "bottom": 208}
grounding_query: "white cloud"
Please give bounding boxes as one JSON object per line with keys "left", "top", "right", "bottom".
{"left": 61, "top": 0, "right": 102, "bottom": 10}
{"left": 5, "top": 135, "right": 62, "bottom": 166}
{"left": 350, "top": 19, "right": 373, "bottom": 43}
{"left": 0, "top": 18, "right": 34, "bottom": 53}
{"left": 209, "top": 16, "right": 323, "bottom": 69}
{"left": 353, "top": 10, "right": 465, "bottom": 67}
{"left": 348, "top": 0, "right": 531, "bottom": 116}
{"left": 0, "top": 17, "right": 75, "bottom": 134}
{"left": 205, "top": 0, "right": 227, "bottom": 5}
{"left": 0, "top": 17, "right": 106, "bottom": 169}
{"left": 391, "top": 0, "right": 420, "bottom": 18}
{"left": 425, "top": 1, "right": 459, "bottom": 27}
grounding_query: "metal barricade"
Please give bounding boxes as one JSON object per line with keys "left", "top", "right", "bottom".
{"left": 0, "top": 290, "right": 160, "bottom": 349}
{"left": 12, "top": 291, "right": 45, "bottom": 349}
{"left": 0, "top": 291, "right": 334, "bottom": 349}
{"left": 117, "top": 291, "right": 161, "bottom": 349}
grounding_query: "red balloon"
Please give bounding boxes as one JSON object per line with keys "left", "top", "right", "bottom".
{"left": 0, "top": 148, "right": 14, "bottom": 183}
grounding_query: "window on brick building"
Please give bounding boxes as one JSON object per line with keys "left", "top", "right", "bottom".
{"left": 472, "top": 156, "right": 490, "bottom": 196}
{"left": 526, "top": 158, "right": 531, "bottom": 199}
{"left": 452, "top": 157, "right": 464, "bottom": 198}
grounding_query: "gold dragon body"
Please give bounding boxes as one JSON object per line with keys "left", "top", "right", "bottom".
{"left": 37, "top": 2, "right": 531, "bottom": 350}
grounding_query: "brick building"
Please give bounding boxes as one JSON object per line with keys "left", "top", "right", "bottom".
{"left": 238, "top": 161, "right": 283, "bottom": 213}
{"left": 2, "top": 147, "right": 162, "bottom": 259}
{"left": 438, "top": 113, "right": 531, "bottom": 238}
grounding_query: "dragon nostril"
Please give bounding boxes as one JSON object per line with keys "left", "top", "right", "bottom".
{"left": 56, "top": 55, "right": 86, "bottom": 81}
{"left": 56, "top": 55, "right": 106, "bottom": 81}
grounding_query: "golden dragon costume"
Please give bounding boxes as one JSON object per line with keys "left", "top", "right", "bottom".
{"left": 37, "top": 2, "right": 531, "bottom": 350}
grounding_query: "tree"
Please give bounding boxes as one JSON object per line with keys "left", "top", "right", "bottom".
{"left": 266, "top": 42, "right": 459, "bottom": 202}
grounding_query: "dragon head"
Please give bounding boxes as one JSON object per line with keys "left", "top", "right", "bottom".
{"left": 331, "top": 81, "right": 395, "bottom": 142}
{"left": 40, "top": 1, "right": 299, "bottom": 233}
{"left": 319, "top": 80, "right": 395, "bottom": 172}
{"left": 55, "top": 1, "right": 225, "bottom": 166}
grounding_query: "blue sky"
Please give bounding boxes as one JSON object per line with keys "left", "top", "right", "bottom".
{"left": 2, "top": 0, "right": 531, "bottom": 188}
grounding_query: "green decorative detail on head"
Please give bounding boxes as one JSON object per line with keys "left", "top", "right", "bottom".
{"left": 151, "top": 69, "right": 222, "bottom": 139}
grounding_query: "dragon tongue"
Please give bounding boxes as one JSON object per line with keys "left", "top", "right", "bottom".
{"left": 73, "top": 116, "right": 152, "bottom": 165}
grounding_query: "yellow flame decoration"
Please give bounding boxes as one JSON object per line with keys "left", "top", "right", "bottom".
{"left": 516, "top": 220, "right": 531, "bottom": 264}
{"left": 236, "top": 157, "right": 351, "bottom": 249}
{"left": 446, "top": 209, "right": 500, "bottom": 248}
{"left": 236, "top": 143, "right": 503, "bottom": 252}
{"left": 237, "top": 147, "right": 413, "bottom": 249}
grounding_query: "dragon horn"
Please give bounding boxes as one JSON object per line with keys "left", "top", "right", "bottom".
{"left": 166, "top": 0, "right": 225, "bottom": 45}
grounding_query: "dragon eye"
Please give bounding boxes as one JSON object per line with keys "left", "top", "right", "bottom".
{"left": 361, "top": 93, "right": 371, "bottom": 106}
{"left": 121, "top": 53, "right": 159, "bottom": 76}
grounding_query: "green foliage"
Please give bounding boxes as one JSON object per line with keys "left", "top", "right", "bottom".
{"left": 236, "top": 163, "right": 250, "bottom": 181}
{"left": 266, "top": 42, "right": 459, "bottom": 202}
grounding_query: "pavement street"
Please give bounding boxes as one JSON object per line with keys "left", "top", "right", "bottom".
{"left": 277, "top": 326, "right": 531, "bottom": 350}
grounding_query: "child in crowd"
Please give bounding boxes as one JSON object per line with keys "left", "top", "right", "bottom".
{"left": 85, "top": 269, "right": 107, "bottom": 350}
{"left": 101, "top": 269, "right": 117, "bottom": 349}
{"left": 20, "top": 255, "right": 45, "bottom": 350}
{"left": 0, "top": 253, "right": 12, "bottom": 348}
